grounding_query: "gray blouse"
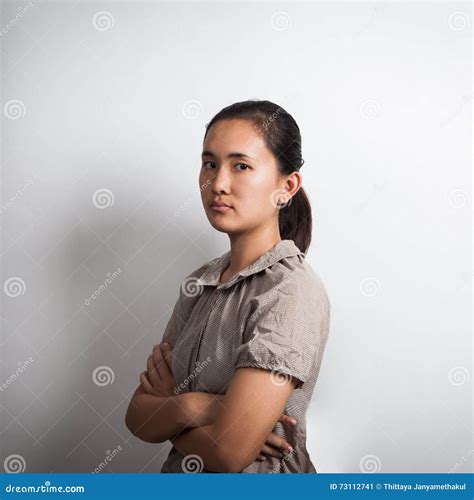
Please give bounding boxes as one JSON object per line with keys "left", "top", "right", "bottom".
{"left": 159, "top": 239, "right": 331, "bottom": 473}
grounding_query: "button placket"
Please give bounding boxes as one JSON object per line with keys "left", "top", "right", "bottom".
{"left": 191, "top": 287, "right": 222, "bottom": 387}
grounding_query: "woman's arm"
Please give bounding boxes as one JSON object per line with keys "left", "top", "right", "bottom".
{"left": 125, "top": 383, "right": 225, "bottom": 443}
{"left": 125, "top": 343, "right": 225, "bottom": 443}
{"left": 170, "top": 367, "right": 298, "bottom": 472}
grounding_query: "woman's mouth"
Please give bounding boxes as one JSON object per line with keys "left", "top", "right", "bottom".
{"left": 210, "top": 204, "right": 232, "bottom": 213}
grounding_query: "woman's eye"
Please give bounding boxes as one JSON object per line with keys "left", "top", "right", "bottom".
{"left": 202, "top": 161, "right": 215, "bottom": 169}
{"left": 235, "top": 163, "right": 250, "bottom": 171}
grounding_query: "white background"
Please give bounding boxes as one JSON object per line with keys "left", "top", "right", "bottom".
{"left": 0, "top": 0, "right": 471, "bottom": 473}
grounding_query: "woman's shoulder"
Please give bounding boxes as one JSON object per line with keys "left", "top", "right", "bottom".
{"left": 183, "top": 256, "right": 220, "bottom": 281}
{"left": 175, "top": 254, "right": 222, "bottom": 299}
{"left": 252, "top": 254, "right": 331, "bottom": 313}
{"left": 299, "top": 259, "right": 331, "bottom": 308}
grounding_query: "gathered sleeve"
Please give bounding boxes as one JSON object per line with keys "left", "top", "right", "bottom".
{"left": 234, "top": 273, "right": 330, "bottom": 390}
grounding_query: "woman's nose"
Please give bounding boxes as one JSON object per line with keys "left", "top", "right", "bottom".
{"left": 210, "top": 167, "right": 231, "bottom": 192}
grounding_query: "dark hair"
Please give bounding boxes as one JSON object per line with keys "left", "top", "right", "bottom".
{"left": 203, "top": 99, "right": 312, "bottom": 254}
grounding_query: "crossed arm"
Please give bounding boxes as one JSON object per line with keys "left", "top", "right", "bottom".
{"left": 125, "top": 342, "right": 298, "bottom": 472}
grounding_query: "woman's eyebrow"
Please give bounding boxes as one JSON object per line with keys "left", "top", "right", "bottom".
{"left": 201, "top": 150, "right": 255, "bottom": 160}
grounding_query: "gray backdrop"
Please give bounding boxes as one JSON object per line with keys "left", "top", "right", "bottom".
{"left": 0, "top": 0, "right": 472, "bottom": 474}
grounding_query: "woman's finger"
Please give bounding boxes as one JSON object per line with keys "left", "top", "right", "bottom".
{"left": 147, "top": 354, "right": 160, "bottom": 386}
{"left": 278, "top": 414, "right": 297, "bottom": 427}
{"left": 140, "top": 371, "right": 154, "bottom": 394}
{"left": 256, "top": 454, "right": 265, "bottom": 461}
{"left": 153, "top": 345, "right": 171, "bottom": 379}
{"left": 260, "top": 443, "right": 284, "bottom": 459}
{"left": 161, "top": 343, "right": 173, "bottom": 371}
{"left": 265, "top": 432, "right": 294, "bottom": 454}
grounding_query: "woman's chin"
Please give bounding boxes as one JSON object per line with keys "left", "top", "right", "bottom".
{"left": 206, "top": 215, "right": 236, "bottom": 233}
{"left": 208, "top": 220, "right": 232, "bottom": 232}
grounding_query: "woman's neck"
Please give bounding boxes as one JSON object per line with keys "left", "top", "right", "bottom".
{"left": 221, "top": 230, "right": 282, "bottom": 281}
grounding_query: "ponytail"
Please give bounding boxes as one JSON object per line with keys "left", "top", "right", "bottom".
{"left": 278, "top": 187, "right": 312, "bottom": 254}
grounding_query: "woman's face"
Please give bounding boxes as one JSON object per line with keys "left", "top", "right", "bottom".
{"left": 199, "top": 118, "right": 288, "bottom": 236}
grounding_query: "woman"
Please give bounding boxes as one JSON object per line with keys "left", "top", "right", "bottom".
{"left": 125, "top": 99, "right": 331, "bottom": 473}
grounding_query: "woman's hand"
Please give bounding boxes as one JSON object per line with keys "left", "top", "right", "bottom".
{"left": 140, "top": 342, "right": 177, "bottom": 397}
{"left": 256, "top": 414, "right": 297, "bottom": 461}
{"left": 139, "top": 343, "right": 295, "bottom": 461}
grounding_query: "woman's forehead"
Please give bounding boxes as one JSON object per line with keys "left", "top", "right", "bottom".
{"left": 203, "top": 119, "right": 268, "bottom": 159}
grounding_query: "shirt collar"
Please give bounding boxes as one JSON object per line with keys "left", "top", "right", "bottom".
{"left": 197, "top": 239, "right": 305, "bottom": 290}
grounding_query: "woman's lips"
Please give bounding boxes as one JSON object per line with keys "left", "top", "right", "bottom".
{"left": 210, "top": 205, "right": 232, "bottom": 213}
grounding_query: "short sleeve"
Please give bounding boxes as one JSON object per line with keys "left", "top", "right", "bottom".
{"left": 234, "top": 272, "right": 330, "bottom": 390}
